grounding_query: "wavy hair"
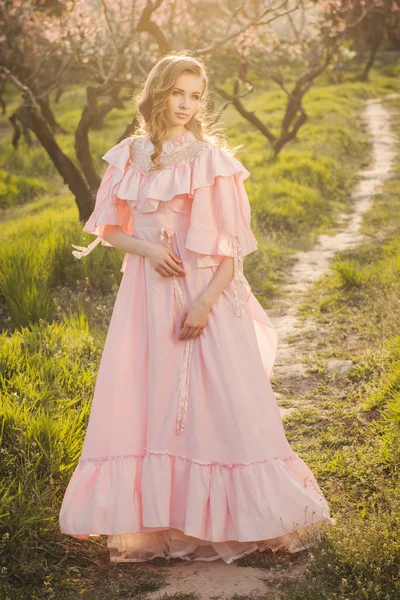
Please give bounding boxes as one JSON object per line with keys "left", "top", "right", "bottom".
{"left": 131, "top": 51, "right": 242, "bottom": 171}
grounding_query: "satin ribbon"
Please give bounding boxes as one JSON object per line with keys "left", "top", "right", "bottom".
{"left": 158, "top": 227, "right": 193, "bottom": 435}
{"left": 71, "top": 236, "right": 102, "bottom": 259}
{"left": 231, "top": 234, "right": 246, "bottom": 317}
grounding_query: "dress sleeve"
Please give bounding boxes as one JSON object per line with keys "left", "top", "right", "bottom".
{"left": 185, "top": 145, "right": 258, "bottom": 317}
{"left": 71, "top": 137, "right": 134, "bottom": 261}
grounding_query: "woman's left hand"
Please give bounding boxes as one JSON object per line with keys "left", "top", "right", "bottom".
{"left": 179, "top": 299, "right": 211, "bottom": 340}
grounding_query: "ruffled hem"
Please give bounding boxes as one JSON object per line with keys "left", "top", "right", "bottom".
{"left": 59, "top": 449, "right": 333, "bottom": 547}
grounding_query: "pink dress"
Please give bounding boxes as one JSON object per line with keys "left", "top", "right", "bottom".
{"left": 59, "top": 129, "right": 333, "bottom": 564}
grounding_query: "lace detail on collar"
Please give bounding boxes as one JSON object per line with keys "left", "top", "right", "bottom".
{"left": 130, "top": 134, "right": 209, "bottom": 178}
{"left": 142, "top": 130, "right": 196, "bottom": 156}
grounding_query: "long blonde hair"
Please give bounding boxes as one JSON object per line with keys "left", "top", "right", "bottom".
{"left": 131, "top": 51, "right": 241, "bottom": 170}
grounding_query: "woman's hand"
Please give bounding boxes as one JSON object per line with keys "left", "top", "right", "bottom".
{"left": 179, "top": 299, "right": 211, "bottom": 340}
{"left": 145, "top": 243, "right": 187, "bottom": 277}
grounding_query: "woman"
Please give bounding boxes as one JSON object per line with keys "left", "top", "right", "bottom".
{"left": 59, "top": 52, "right": 333, "bottom": 564}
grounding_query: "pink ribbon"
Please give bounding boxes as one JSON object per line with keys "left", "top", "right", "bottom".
{"left": 158, "top": 227, "right": 193, "bottom": 435}
{"left": 231, "top": 234, "right": 246, "bottom": 317}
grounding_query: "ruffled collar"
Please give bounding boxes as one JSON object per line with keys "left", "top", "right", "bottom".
{"left": 143, "top": 129, "right": 196, "bottom": 155}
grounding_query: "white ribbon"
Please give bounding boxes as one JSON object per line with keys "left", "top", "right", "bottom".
{"left": 71, "top": 236, "right": 102, "bottom": 259}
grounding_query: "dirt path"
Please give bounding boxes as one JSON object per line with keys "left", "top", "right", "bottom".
{"left": 140, "top": 96, "right": 397, "bottom": 600}
{"left": 269, "top": 95, "right": 397, "bottom": 417}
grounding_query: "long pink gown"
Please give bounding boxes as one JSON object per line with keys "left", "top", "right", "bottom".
{"left": 59, "top": 129, "right": 333, "bottom": 564}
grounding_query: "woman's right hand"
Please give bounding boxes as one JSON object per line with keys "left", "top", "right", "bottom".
{"left": 145, "top": 243, "right": 187, "bottom": 277}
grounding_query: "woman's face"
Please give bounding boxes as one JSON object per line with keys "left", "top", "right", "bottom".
{"left": 164, "top": 72, "right": 204, "bottom": 131}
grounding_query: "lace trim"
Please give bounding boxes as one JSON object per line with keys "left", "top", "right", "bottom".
{"left": 79, "top": 448, "right": 299, "bottom": 468}
{"left": 144, "top": 129, "right": 196, "bottom": 155}
{"left": 231, "top": 233, "right": 246, "bottom": 317}
{"left": 130, "top": 137, "right": 209, "bottom": 180}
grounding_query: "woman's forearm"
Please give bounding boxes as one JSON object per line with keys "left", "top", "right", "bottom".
{"left": 104, "top": 225, "right": 234, "bottom": 310}
{"left": 196, "top": 257, "right": 234, "bottom": 310}
{"left": 102, "top": 225, "right": 154, "bottom": 257}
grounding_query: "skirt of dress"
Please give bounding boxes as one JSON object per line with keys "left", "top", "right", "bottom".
{"left": 59, "top": 209, "right": 333, "bottom": 564}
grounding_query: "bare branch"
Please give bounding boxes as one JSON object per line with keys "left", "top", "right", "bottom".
{"left": 194, "top": 0, "right": 304, "bottom": 55}
{"left": 0, "top": 66, "right": 39, "bottom": 109}
{"left": 137, "top": 0, "right": 170, "bottom": 52}
{"left": 36, "top": 56, "right": 73, "bottom": 101}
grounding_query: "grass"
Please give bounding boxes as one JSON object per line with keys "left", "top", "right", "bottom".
{"left": 0, "top": 169, "right": 48, "bottom": 209}
{"left": 0, "top": 67, "right": 400, "bottom": 598}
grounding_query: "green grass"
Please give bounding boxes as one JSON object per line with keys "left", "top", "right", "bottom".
{"left": 0, "top": 169, "right": 48, "bottom": 209}
{"left": 0, "top": 195, "right": 126, "bottom": 329}
{"left": 0, "top": 315, "right": 102, "bottom": 590}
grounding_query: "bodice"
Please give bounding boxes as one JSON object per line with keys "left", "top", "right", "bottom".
{"left": 132, "top": 195, "right": 193, "bottom": 231}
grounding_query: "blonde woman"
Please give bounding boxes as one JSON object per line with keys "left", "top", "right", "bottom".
{"left": 59, "top": 52, "right": 333, "bottom": 564}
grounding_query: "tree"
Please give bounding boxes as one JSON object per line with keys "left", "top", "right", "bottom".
{"left": 208, "top": 0, "right": 379, "bottom": 158}
{"left": 352, "top": 0, "right": 400, "bottom": 81}
{"left": 1, "top": 0, "right": 292, "bottom": 220}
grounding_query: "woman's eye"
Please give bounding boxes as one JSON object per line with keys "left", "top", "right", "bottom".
{"left": 172, "top": 91, "right": 200, "bottom": 99}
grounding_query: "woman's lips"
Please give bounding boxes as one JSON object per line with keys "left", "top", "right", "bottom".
{"left": 176, "top": 113, "right": 189, "bottom": 118}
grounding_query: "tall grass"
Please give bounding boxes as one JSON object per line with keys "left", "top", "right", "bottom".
{"left": 0, "top": 198, "right": 125, "bottom": 328}
{"left": 0, "top": 315, "right": 102, "bottom": 585}
{"left": 0, "top": 169, "right": 48, "bottom": 209}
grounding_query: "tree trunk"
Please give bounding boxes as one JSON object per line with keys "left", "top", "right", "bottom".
{"left": 9, "top": 113, "right": 34, "bottom": 148}
{"left": 38, "top": 95, "right": 68, "bottom": 134}
{"left": 55, "top": 86, "right": 64, "bottom": 104}
{"left": 359, "top": 35, "right": 382, "bottom": 81}
{"left": 75, "top": 85, "right": 124, "bottom": 194}
{"left": 120, "top": 113, "right": 139, "bottom": 141}
{"left": 15, "top": 102, "right": 94, "bottom": 221}
{"left": 217, "top": 86, "right": 276, "bottom": 145}
{"left": 273, "top": 111, "right": 307, "bottom": 158}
